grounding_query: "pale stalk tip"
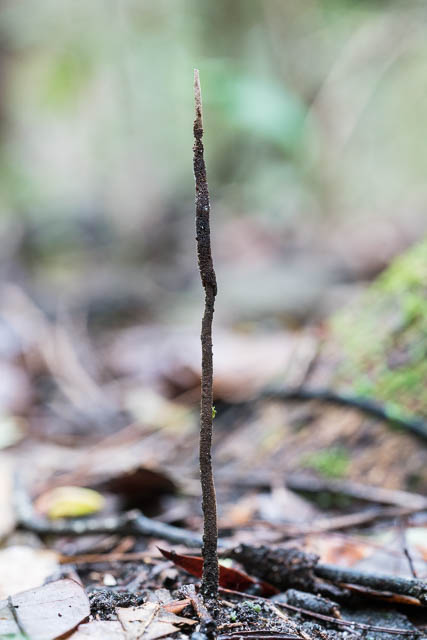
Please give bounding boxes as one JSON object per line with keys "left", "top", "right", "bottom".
{"left": 194, "top": 69, "right": 203, "bottom": 127}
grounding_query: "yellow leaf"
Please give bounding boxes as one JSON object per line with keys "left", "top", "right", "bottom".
{"left": 35, "top": 486, "right": 105, "bottom": 520}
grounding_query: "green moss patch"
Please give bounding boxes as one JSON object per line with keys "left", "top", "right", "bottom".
{"left": 331, "top": 239, "right": 427, "bottom": 417}
{"left": 300, "top": 446, "right": 350, "bottom": 478}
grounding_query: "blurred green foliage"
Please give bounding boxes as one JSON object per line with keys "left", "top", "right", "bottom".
{"left": 0, "top": 0, "right": 426, "bottom": 235}
{"left": 43, "top": 47, "right": 95, "bottom": 110}
{"left": 332, "top": 238, "right": 427, "bottom": 417}
{"left": 301, "top": 446, "right": 350, "bottom": 478}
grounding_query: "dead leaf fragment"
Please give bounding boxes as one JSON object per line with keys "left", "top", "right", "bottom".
{"left": 162, "top": 598, "right": 192, "bottom": 614}
{"left": 70, "top": 602, "right": 195, "bottom": 640}
{"left": 70, "top": 620, "right": 125, "bottom": 639}
{"left": 407, "top": 527, "right": 427, "bottom": 562}
{"left": 117, "top": 602, "right": 196, "bottom": 640}
{"left": 0, "top": 455, "right": 15, "bottom": 539}
{"left": 303, "top": 534, "right": 373, "bottom": 567}
{"left": 0, "top": 546, "right": 59, "bottom": 598}
{"left": 0, "top": 578, "right": 89, "bottom": 640}
{"left": 0, "top": 414, "right": 27, "bottom": 449}
{"left": 0, "top": 599, "right": 19, "bottom": 637}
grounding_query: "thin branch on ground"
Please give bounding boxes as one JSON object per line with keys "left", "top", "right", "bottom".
{"left": 314, "top": 563, "right": 427, "bottom": 605}
{"left": 285, "top": 474, "right": 427, "bottom": 510}
{"left": 224, "top": 387, "right": 427, "bottom": 441}
{"left": 229, "top": 543, "right": 427, "bottom": 605}
{"left": 220, "top": 633, "right": 299, "bottom": 637}
{"left": 260, "top": 387, "right": 427, "bottom": 442}
{"left": 17, "top": 470, "right": 426, "bottom": 592}
{"left": 253, "top": 506, "right": 421, "bottom": 539}
{"left": 218, "top": 469, "right": 427, "bottom": 512}
{"left": 400, "top": 521, "right": 418, "bottom": 578}
{"left": 181, "top": 584, "right": 216, "bottom": 639}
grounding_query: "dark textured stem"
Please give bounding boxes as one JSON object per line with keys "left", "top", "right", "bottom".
{"left": 193, "top": 68, "right": 219, "bottom": 605}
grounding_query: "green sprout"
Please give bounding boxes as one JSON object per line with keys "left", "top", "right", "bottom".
{"left": 301, "top": 447, "right": 350, "bottom": 478}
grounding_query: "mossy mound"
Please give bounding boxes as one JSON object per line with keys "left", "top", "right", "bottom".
{"left": 331, "top": 238, "right": 427, "bottom": 418}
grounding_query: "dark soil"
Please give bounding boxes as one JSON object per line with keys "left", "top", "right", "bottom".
{"left": 88, "top": 588, "right": 144, "bottom": 620}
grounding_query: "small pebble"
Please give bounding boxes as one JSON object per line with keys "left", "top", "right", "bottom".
{"left": 103, "top": 573, "right": 117, "bottom": 587}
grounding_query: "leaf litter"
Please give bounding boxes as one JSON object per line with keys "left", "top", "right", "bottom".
{"left": 0, "top": 578, "right": 89, "bottom": 640}
{"left": 0, "top": 275, "right": 426, "bottom": 639}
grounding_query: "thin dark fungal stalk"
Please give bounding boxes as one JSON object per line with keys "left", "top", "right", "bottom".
{"left": 193, "top": 68, "right": 219, "bottom": 606}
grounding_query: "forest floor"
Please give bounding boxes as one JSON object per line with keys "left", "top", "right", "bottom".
{"left": 0, "top": 228, "right": 426, "bottom": 640}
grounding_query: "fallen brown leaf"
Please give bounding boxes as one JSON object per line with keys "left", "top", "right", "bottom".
{"left": 162, "top": 597, "right": 192, "bottom": 614}
{"left": 70, "top": 620, "right": 125, "bottom": 639}
{"left": 117, "top": 601, "right": 196, "bottom": 640}
{"left": 70, "top": 600, "right": 195, "bottom": 640}
{"left": 0, "top": 578, "right": 89, "bottom": 640}
{"left": 159, "top": 548, "right": 279, "bottom": 596}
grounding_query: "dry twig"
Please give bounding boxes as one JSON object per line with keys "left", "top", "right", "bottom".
{"left": 14, "top": 473, "right": 203, "bottom": 547}
{"left": 181, "top": 583, "right": 216, "bottom": 638}
{"left": 261, "top": 387, "right": 427, "bottom": 442}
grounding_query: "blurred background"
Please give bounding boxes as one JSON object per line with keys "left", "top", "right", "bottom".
{"left": 1, "top": 0, "right": 427, "bottom": 326}
{"left": 0, "top": 2, "right": 426, "bottom": 574}
{"left": 0, "top": 0, "right": 426, "bottom": 447}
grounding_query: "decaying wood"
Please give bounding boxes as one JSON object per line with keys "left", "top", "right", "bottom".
{"left": 229, "top": 544, "right": 318, "bottom": 593}
{"left": 314, "top": 563, "right": 427, "bottom": 606}
{"left": 284, "top": 589, "right": 341, "bottom": 618}
{"left": 193, "top": 68, "right": 219, "bottom": 605}
{"left": 229, "top": 544, "right": 427, "bottom": 606}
